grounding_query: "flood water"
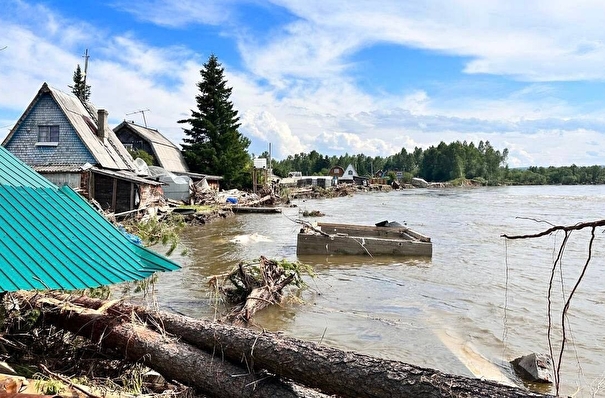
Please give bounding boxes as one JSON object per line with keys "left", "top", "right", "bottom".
{"left": 152, "top": 185, "right": 605, "bottom": 397}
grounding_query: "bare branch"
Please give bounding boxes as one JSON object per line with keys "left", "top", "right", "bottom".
{"left": 501, "top": 219, "right": 605, "bottom": 240}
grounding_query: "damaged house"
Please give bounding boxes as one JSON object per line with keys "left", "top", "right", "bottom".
{"left": 114, "top": 120, "right": 223, "bottom": 200}
{"left": 2, "top": 83, "right": 163, "bottom": 214}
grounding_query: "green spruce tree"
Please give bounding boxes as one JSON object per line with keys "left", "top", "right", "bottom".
{"left": 69, "top": 64, "right": 91, "bottom": 101}
{"left": 179, "top": 54, "right": 251, "bottom": 189}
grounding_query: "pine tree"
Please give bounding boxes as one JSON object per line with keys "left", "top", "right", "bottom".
{"left": 179, "top": 54, "right": 251, "bottom": 189}
{"left": 69, "top": 64, "right": 91, "bottom": 101}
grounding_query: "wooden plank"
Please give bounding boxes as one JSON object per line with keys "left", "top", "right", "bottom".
{"left": 229, "top": 206, "right": 282, "bottom": 214}
{"left": 317, "top": 222, "right": 430, "bottom": 242}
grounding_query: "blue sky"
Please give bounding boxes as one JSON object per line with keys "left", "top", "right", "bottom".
{"left": 2, "top": 0, "right": 605, "bottom": 166}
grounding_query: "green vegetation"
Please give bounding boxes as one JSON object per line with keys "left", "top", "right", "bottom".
{"left": 69, "top": 64, "right": 90, "bottom": 102}
{"left": 269, "top": 141, "right": 509, "bottom": 184}
{"left": 504, "top": 164, "right": 605, "bottom": 185}
{"left": 179, "top": 54, "right": 251, "bottom": 189}
{"left": 266, "top": 140, "right": 605, "bottom": 186}
{"left": 123, "top": 214, "right": 185, "bottom": 255}
{"left": 127, "top": 148, "right": 155, "bottom": 165}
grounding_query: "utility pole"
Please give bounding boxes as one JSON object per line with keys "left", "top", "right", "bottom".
{"left": 126, "top": 109, "right": 150, "bottom": 127}
{"left": 82, "top": 49, "right": 89, "bottom": 89}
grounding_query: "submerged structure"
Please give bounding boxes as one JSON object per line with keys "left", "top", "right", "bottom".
{"left": 297, "top": 222, "right": 432, "bottom": 257}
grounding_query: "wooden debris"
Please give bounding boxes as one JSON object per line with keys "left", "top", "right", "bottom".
{"left": 209, "top": 256, "right": 297, "bottom": 326}
{"left": 16, "top": 293, "right": 553, "bottom": 398}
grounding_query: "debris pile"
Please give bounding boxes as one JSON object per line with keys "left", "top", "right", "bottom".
{"left": 208, "top": 256, "right": 311, "bottom": 326}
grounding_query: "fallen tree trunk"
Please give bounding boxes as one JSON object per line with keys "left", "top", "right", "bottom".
{"left": 20, "top": 294, "right": 327, "bottom": 398}
{"left": 55, "top": 294, "right": 553, "bottom": 398}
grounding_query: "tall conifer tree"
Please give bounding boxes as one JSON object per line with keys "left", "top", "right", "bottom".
{"left": 69, "top": 64, "right": 90, "bottom": 101}
{"left": 179, "top": 54, "right": 251, "bottom": 189}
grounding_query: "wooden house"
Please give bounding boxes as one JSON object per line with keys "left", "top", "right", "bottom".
{"left": 114, "top": 120, "right": 222, "bottom": 191}
{"left": 113, "top": 120, "right": 188, "bottom": 173}
{"left": 2, "top": 83, "right": 163, "bottom": 214}
{"left": 328, "top": 165, "right": 345, "bottom": 179}
{"left": 338, "top": 163, "right": 369, "bottom": 186}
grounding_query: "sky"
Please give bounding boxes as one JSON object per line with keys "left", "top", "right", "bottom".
{"left": 1, "top": 0, "right": 605, "bottom": 167}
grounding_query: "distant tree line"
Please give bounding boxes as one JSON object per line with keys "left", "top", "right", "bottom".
{"left": 505, "top": 165, "right": 605, "bottom": 185}
{"left": 268, "top": 140, "right": 605, "bottom": 186}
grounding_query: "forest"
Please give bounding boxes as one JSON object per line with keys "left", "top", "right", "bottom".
{"left": 269, "top": 140, "right": 605, "bottom": 186}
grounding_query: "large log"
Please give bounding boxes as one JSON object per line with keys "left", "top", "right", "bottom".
{"left": 22, "top": 295, "right": 328, "bottom": 398}
{"left": 60, "top": 294, "right": 553, "bottom": 398}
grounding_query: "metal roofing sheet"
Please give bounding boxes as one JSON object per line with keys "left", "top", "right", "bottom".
{"left": 0, "top": 147, "right": 56, "bottom": 188}
{"left": 0, "top": 185, "right": 180, "bottom": 292}
{"left": 0, "top": 146, "right": 180, "bottom": 292}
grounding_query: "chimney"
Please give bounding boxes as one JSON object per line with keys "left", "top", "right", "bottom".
{"left": 97, "top": 109, "right": 108, "bottom": 140}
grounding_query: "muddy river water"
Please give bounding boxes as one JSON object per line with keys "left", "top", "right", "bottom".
{"left": 151, "top": 185, "right": 605, "bottom": 397}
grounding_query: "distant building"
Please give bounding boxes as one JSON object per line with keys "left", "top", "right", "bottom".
{"left": 339, "top": 164, "right": 358, "bottom": 183}
{"left": 328, "top": 165, "right": 345, "bottom": 178}
{"left": 338, "top": 163, "right": 369, "bottom": 186}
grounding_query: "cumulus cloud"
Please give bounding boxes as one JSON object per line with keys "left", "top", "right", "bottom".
{"left": 240, "top": 110, "right": 306, "bottom": 157}
{"left": 3, "top": 0, "right": 605, "bottom": 166}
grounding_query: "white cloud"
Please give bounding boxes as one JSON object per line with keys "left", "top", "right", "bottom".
{"left": 254, "top": 0, "right": 605, "bottom": 81}
{"left": 240, "top": 110, "right": 306, "bottom": 157}
{"left": 110, "top": 0, "right": 235, "bottom": 27}
{"left": 2, "top": 0, "right": 605, "bottom": 167}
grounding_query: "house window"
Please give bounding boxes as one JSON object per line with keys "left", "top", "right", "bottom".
{"left": 348, "top": 170, "right": 353, "bottom": 175}
{"left": 38, "top": 125, "right": 59, "bottom": 143}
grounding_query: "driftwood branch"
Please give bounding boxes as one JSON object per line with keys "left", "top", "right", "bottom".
{"left": 501, "top": 219, "right": 605, "bottom": 239}
{"left": 213, "top": 256, "right": 299, "bottom": 326}
{"left": 501, "top": 218, "right": 604, "bottom": 395}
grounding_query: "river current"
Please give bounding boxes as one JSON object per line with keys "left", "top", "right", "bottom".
{"left": 151, "top": 185, "right": 605, "bottom": 397}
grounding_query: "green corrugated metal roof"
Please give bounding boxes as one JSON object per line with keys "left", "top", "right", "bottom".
{"left": 0, "top": 146, "right": 180, "bottom": 292}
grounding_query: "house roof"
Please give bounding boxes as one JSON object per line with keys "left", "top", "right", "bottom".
{"left": 91, "top": 166, "right": 164, "bottom": 186}
{"left": 175, "top": 171, "right": 223, "bottom": 181}
{"left": 3, "top": 83, "right": 136, "bottom": 171}
{"left": 114, "top": 121, "right": 189, "bottom": 173}
{"left": 340, "top": 164, "right": 358, "bottom": 180}
{"left": 0, "top": 145, "right": 180, "bottom": 292}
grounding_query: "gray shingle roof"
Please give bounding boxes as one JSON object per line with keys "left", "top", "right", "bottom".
{"left": 4, "top": 83, "right": 136, "bottom": 171}
{"left": 114, "top": 121, "right": 189, "bottom": 173}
